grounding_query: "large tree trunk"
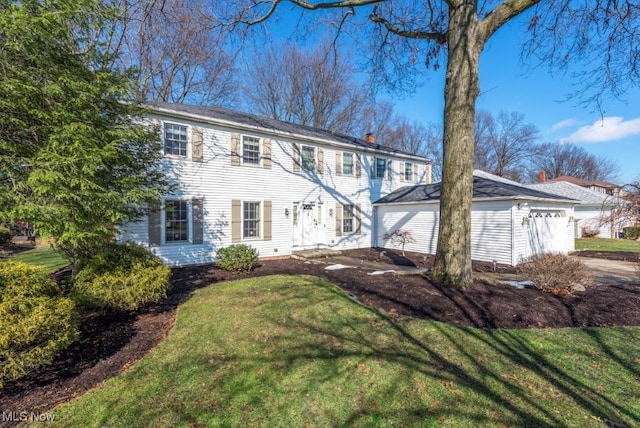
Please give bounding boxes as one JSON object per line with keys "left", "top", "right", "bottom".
{"left": 432, "top": 2, "right": 482, "bottom": 287}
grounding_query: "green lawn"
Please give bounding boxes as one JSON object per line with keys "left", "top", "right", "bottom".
{"left": 4, "top": 246, "right": 69, "bottom": 274}
{"left": 41, "top": 274, "right": 640, "bottom": 427}
{"left": 576, "top": 237, "right": 640, "bottom": 253}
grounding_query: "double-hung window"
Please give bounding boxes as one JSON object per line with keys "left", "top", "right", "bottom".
{"left": 301, "top": 146, "right": 315, "bottom": 171}
{"left": 242, "top": 136, "right": 260, "bottom": 165}
{"left": 404, "top": 162, "right": 413, "bottom": 181}
{"left": 342, "top": 152, "right": 354, "bottom": 175}
{"left": 165, "top": 200, "right": 188, "bottom": 242}
{"left": 164, "top": 123, "right": 188, "bottom": 157}
{"left": 374, "top": 157, "right": 387, "bottom": 179}
{"left": 243, "top": 201, "right": 261, "bottom": 238}
{"left": 342, "top": 204, "right": 354, "bottom": 233}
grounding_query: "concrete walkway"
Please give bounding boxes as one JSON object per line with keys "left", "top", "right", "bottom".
{"left": 574, "top": 257, "right": 638, "bottom": 286}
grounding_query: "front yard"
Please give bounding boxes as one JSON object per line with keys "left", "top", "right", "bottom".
{"left": 34, "top": 274, "right": 640, "bottom": 427}
{"left": 576, "top": 237, "right": 640, "bottom": 253}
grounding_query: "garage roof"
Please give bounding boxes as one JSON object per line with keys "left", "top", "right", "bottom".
{"left": 374, "top": 174, "right": 577, "bottom": 205}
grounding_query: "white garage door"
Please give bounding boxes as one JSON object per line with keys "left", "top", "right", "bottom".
{"left": 527, "top": 210, "right": 568, "bottom": 256}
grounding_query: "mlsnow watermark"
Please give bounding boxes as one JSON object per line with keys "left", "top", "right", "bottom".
{"left": 1, "top": 411, "right": 56, "bottom": 423}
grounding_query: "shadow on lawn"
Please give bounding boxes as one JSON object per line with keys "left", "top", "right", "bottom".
{"left": 252, "top": 279, "right": 638, "bottom": 427}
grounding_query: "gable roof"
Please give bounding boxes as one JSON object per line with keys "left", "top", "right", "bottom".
{"left": 374, "top": 172, "right": 576, "bottom": 205}
{"left": 550, "top": 175, "right": 621, "bottom": 189}
{"left": 148, "top": 102, "right": 428, "bottom": 161}
{"left": 526, "top": 181, "right": 619, "bottom": 206}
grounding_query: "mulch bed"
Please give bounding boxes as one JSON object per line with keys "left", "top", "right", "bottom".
{"left": 1, "top": 248, "right": 639, "bottom": 421}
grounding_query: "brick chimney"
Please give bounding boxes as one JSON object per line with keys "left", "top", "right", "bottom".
{"left": 538, "top": 170, "right": 546, "bottom": 183}
{"left": 425, "top": 163, "right": 432, "bottom": 184}
{"left": 365, "top": 133, "right": 375, "bottom": 144}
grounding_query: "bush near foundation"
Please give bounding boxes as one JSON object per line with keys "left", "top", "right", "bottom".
{"left": 0, "top": 261, "right": 78, "bottom": 387}
{"left": 216, "top": 244, "right": 259, "bottom": 273}
{"left": 623, "top": 226, "right": 640, "bottom": 240}
{"left": 518, "top": 254, "right": 593, "bottom": 295}
{"left": 0, "top": 226, "right": 12, "bottom": 246}
{"left": 73, "top": 243, "right": 170, "bottom": 311}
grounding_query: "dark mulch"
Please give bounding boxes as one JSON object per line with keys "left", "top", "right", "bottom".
{"left": 1, "top": 248, "right": 639, "bottom": 422}
{"left": 572, "top": 249, "right": 640, "bottom": 262}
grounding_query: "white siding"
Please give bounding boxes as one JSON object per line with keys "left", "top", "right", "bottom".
{"left": 574, "top": 206, "right": 612, "bottom": 238}
{"left": 120, "top": 115, "right": 428, "bottom": 266}
{"left": 376, "top": 200, "right": 575, "bottom": 266}
{"left": 377, "top": 201, "right": 514, "bottom": 265}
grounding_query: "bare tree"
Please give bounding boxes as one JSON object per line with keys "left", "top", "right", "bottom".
{"left": 219, "top": 0, "right": 640, "bottom": 286}
{"left": 243, "top": 43, "right": 368, "bottom": 133}
{"left": 529, "top": 142, "right": 620, "bottom": 183}
{"left": 473, "top": 110, "right": 540, "bottom": 181}
{"left": 108, "top": 0, "right": 239, "bottom": 105}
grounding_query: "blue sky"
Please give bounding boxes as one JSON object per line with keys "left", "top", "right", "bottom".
{"left": 260, "top": 6, "right": 639, "bottom": 185}
{"left": 391, "top": 25, "right": 640, "bottom": 185}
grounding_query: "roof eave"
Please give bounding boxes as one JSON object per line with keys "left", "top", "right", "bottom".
{"left": 149, "top": 106, "right": 429, "bottom": 162}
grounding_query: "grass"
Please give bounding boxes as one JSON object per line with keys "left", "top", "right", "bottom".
{"left": 4, "top": 246, "right": 69, "bottom": 274}
{"left": 41, "top": 274, "right": 640, "bottom": 427}
{"left": 576, "top": 237, "right": 640, "bottom": 253}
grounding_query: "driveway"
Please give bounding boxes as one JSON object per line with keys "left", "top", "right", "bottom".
{"left": 575, "top": 257, "right": 638, "bottom": 286}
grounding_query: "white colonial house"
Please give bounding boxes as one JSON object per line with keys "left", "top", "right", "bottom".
{"left": 119, "top": 103, "right": 431, "bottom": 266}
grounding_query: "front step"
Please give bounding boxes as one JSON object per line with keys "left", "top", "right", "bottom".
{"left": 292, "top": 248, "right": 343, "bottom": 259}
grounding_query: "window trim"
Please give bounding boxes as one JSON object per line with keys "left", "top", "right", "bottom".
{"left": 342, "top": 152, "right": 354, "bottom": 176}
{"left": 374, "top": 157, "right": 387, "bottom": 179}
{"left": 163, "top": 122, "right": 189, "bottom": 158}
{"left": 300, "top": 145, "right": 316, "bottom": 172}
{"left": 242, "top": 201, "right": 262, "bottom": 240}
{"left": 163, "top": 199, "right": 191, "bottom": 244}
{"left": 404, "top": 161, "right": 413, "bottom": 182}
{"left": 241, "top": 135, "right": 261, "bottom": 166}
{"left": 342, "top": 204, "right": 355, "bottom": 234}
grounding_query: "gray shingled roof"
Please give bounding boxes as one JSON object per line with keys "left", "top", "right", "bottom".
{"left": 150, "top": 102, "right": 427, "bottom": 160}
{"left": 526, "top": 181, "right": 618, "bottom": 206}
{"left": 375, "top": 175, "right": 577, "bottom": 204}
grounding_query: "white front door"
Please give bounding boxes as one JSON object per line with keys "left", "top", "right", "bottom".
{"left": 293, "top": 202, "right": 323, "bottom": 247}
{"left": 300, "top": 203, "right": 316, "bottom": 246}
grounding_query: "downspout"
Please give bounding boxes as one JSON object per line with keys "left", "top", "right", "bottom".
{"left": 511, "top": 203, "right": 517, "bottom": 266}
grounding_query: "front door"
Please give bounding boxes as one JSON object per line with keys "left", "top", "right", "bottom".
{"left": 293, "top": 202, "right": 321, "bottom": 247}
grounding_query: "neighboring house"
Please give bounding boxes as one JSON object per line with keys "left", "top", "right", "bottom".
{"left": 526, "top": 181, "right": 630, "bottom": 238}
{"left": 374, "top": 171, "right": 577, "bottom": 266}
{"left": 119, "top": 103, "right": 430, "bottom": 266}
{"left": 547, "top": 174, "right": 623, "bottom": 197}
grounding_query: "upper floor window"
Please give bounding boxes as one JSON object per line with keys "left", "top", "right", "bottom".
{"left": 404, "top": 162, "right": 413, "bottom": 181}
{"left": 164, "top": 123, "right": 187, "bottom": 157}
{"left": 374, "top": 157, "right": 388, "bottom": 179}
{"left": 242, "top": 136, "right": 260, "bottom": 165}
{"left": 301, "top": 146, "right": 315, "bottom": 171}
{"left": 342, "top": 152, "right": 354, "bottom": 176}
{"left": 165, "top": 200, "right": 188, "bottom": 242}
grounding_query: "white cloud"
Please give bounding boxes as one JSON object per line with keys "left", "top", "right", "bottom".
{"left": 550, "top": 118, "right": 579, "bottom": 132}
{"left": 563, "top": 116, "right": 640, "bottom": 143}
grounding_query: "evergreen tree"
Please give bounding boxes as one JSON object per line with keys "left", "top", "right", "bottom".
{"left": 0, "top": 0, "right": 172, "bottom": 266}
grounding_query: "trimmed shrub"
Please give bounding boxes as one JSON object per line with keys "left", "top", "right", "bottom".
{"left": 0, "top": 226, "right": 12, "bottom": 246}
{"left": 0, "top": 261, "right": 78, "bottom": 387}
{"left": 580, "top": 227, "right": 600, "bottom": 238}
{"left": 623, "top": 226, "right": 640, "bottom": 240}
{"left": 216, "top": 244, "right": 259, "bottom": 273}
{"left": 518, "top": 254, "right": 593, "bottom": 295}
{"left": 72, "top": 243, "right": 171, "bottom": 311}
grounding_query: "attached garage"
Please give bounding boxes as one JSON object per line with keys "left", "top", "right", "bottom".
{"left": 374, "top": 172, "right": 577, "bottom": 266}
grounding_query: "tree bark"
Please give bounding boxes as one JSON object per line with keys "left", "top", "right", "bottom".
{"left": 432, "top": 1, "right": 482, "bottom": 287}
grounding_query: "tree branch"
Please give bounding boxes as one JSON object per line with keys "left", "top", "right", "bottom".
{"left": 369, "top": 8, "right": 447, "bottom": 44}
{"left": 479, "top": 0, "right": 541, "bottom": 43}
